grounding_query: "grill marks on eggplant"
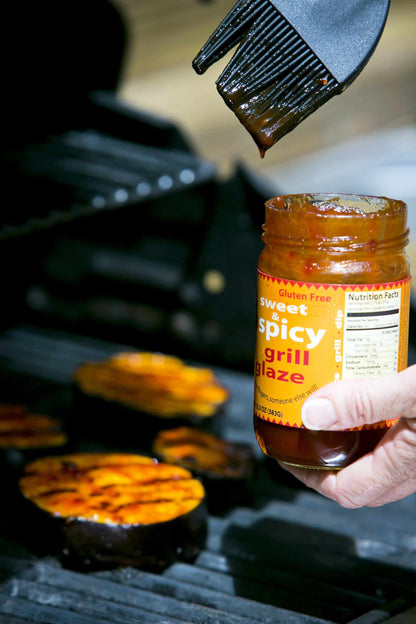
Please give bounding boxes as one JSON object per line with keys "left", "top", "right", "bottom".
{"left": 153, "top": 427, "right": 254, "bottom": 478}
{"left": 20, "top": 453, "right": 206, "bottom": 525}
{"left": 74, "top": 352, "right": 229, "bottom": 418}
{"left": 153, "top": 427, "right": 255, "bottom": 512}
{"left": 0, "top": 404, "right": 67, "bottom": 449}
{"left": 25, "top": 452, "right": 158, "bottom": 473}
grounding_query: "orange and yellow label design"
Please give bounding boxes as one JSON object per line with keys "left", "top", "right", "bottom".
{"left": 254, "top": 270, "right": 411, "bottom": 430}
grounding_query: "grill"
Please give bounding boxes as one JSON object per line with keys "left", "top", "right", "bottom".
{"left": 1, "top": 327, "right": 416, "bottom": 624}
{"left": 2, "top": 2, "right": 416, "bottom": 621}
{"left": 1, "top": 124, "right": 215, "bottom": 242}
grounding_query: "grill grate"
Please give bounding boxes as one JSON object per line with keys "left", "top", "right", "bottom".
{"left": 0, "top": 326, "right": 416, "bottom": 624}
{"left": 1, "top": 128, "right": 216, "bottom": 242}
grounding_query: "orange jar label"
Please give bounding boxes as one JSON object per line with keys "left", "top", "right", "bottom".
{"left": 254, "top": 270, "right": 411, "bottom": 430}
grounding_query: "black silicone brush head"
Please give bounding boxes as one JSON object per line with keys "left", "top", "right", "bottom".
{"left": 192, "top": 0, "right": 265, "bottom": 75}
{"left": 215, "top": 5, "right": 340, "bottom": 156}
{"left": 193, "top": 0, "right": 390, "bottom": 156}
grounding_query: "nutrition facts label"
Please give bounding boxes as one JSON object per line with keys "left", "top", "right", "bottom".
{"left": 342, "top": 288, "right": 401, "bottom": 379}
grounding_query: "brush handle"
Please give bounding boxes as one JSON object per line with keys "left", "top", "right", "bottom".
{"left": 269, "top": 0, "right": 390, "bottom": 84}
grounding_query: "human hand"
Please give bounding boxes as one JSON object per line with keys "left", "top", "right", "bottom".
{"left": 279, "top": 364, "right": 416, "bottom": 508}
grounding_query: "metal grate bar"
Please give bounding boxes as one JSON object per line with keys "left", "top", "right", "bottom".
{"left": 97, "top": 565, "right": 333, "bottom": 624}
{"left": 348, "top": 602, "right": 416, "bottom": 624}
{"left": 260, "top": 497, "right": 416, "bottom": 548}
{"left": 165, "top": 561, "right": 380, "bottom": 615}
{"left": 0, "top": 615, "right": 39, "bottom": 624}
{"left": 347, "top": 612, "right": 392, "bottom": 624}
{"left": 23, "top": 564, "right": 266, "bottom": 624}
{"left": 225, "top": 504, "right": 416, "bottom": 569}
{"left": 0, "top": 591, "right": 115, "bottom": 624}
{"left": 0, "top": 328, "right": 125, "bottom": 385}
{"left": 1, "top": 578, "right": 192, "bottom": 624}
{"left": 380, "top": 607, "right": 416, "bottom": 623}
{"left": 206, "top": 517, "right": 416, "bottom": 600}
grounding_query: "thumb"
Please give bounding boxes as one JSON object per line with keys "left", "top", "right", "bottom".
{"left": 301, "top": 364, "right": 416, "bottom": 431}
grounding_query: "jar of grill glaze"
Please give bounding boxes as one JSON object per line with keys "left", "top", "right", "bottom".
{"left": 254, "top": 193, "right": 410, "bottom": 469}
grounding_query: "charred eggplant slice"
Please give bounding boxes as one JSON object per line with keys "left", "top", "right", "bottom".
{"left": 0, "top": 404, "right": 69, "bottom": 525}
{"left": 19, "top": 452, "right": 207, "bottom": 570}
{"left": 0, "top": 404, "right": 68, "bottom": 478}
{"left": 73, "top": 352, "right": 229, "bottom": 445}
{"left": 0, "top": 406, "right": 67, "bottom": 450}
{"left": 152, "top": 427, "right": 254, "bottom": 513}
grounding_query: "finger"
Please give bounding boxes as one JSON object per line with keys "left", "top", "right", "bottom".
{"left": 301, "top": 364, "right": 416, "bottom": 431}
{"left": 280, "top": 417, "right": 416, "bottom": 508}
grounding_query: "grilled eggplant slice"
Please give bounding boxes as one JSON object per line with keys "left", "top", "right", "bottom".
{"left": 72, "top": 352, "right": 229, "bottom": 446}
{"left": 0, "top": 404, "right": 69, "bottom": 525}
{"left": 0, "top": 404, "right": 68, "bottom": 477}
{"left": 0, "top": 406, "right": 67, "bottom": 451}
{"left": 19, "top": 452, "right": 207, "bottom": 570}
{"left": 153, "top": 427, "right": 254, "bottom": 513}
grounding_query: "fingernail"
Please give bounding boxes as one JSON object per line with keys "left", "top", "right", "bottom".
{"left": 301, "top": 398, "right": 337, "bottom": 430}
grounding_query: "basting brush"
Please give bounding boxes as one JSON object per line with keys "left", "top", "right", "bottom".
{"left": 193, "top": 0, "right": 390, "bottom": 156}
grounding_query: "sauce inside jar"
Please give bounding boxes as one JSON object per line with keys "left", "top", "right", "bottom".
{"left": 254, "top": 194, "right": 410, "bottom": 470}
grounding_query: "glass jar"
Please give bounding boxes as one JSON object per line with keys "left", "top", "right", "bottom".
{"left": 254, "top": 193, "right": 410, "bottom": 469}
